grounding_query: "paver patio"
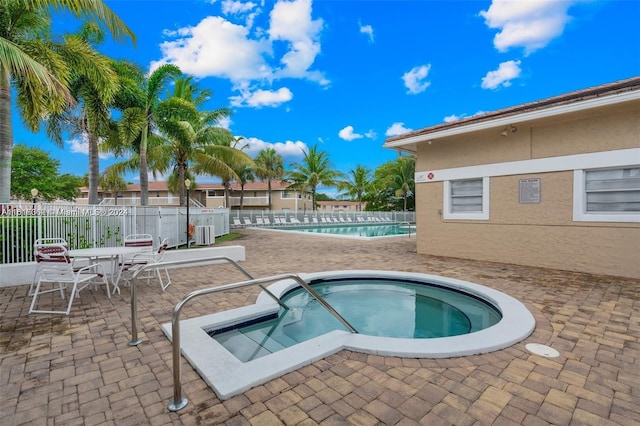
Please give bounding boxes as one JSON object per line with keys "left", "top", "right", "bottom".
{"left": 1, "top": 228, "right": 638, "bottom": 425}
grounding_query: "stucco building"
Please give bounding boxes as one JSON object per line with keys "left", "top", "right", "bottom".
{"left": 384, "top": 77, "right": 640, "bottom": 279}
{"left": 78, "top": 180, "right": 313, "bottom": 211}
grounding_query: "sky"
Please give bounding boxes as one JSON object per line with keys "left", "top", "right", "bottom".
{"left": 11, "top": 0, "right": 640, "bottom": 190}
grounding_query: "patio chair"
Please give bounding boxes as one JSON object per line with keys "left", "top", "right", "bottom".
{"left": 303, "top": 216, "right": 310, "bottom": 224}
{"left": 232, "top": 218, "right": 242, "bottom": 228}
{"left": 243, "top": 217, "right": 252, "bottom": 226}
{"left": 29, "top": 244, "right": 110, "bottom": 315}
{"left": 124, "top": 234, "right": 154, "bottom": 252}
{"left": 30, "top": 237, "right": 70, "bottom": 296}
{"left": 116, "top": 238, "right": 172, "bottom": 290}
{"left": 256, "top": 217, "right": 264, "bottom": 225}
{"left": 263, "top": 217, "right": 271, "bottom": 226}
{"left": 312, "top": 217, "right": 319, "bottom": 224}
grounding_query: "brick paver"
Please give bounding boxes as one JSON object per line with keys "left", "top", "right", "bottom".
{"left": 1, "top": 229, "right": 638, "bottom": 425}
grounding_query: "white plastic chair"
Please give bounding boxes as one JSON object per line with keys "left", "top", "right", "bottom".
{"left": 29, "top": 237, "right": 69, "bottom": 296}
{"left": 29, "top": 244, "right": 110, "bottom": 315}
{"left": 117, "top": 238, "right": 172, "bottom": 291}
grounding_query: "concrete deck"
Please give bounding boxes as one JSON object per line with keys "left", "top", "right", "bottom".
{"left": 1, "top": 229, "right": 638, "bottom": 425}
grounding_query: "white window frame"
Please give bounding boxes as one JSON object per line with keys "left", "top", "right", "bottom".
{"left": 443, "top": 177, "right": 490, "bottom": 220}
{"left": 573, "top": 167, "right": 640, "bottom": 223}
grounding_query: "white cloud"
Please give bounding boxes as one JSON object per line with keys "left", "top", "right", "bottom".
{"left": 479, "top": 0, "right": 577, "bottom": 55}
{"left": 268, "top": 0, "right": 326, "bottom": 83}
{"left": 444, "top": 114, "right": 462, "bottom": 123}
{"left": 360, "top": 22, "right": 374, "bottom": 43}
{"left": 150, "top": 16, "right": 271, "bottom": 81}
{"left": 67, "top": 134, "right": 111, "bottom": 160}
{"left": 240, "top": 137, "right": 308, "bottom": 159}
{"left": 221, "top": 0, "right": 257, "bottom": 15}
{"left": 481, "top": 60, "right": 522, "bottom": 89}
{"left": 150, "top": 0, "right": 327, "bottom": 108}
{"left": 338, "top": 125, "right": 363, "bottom": 141}
{"left": 364, "top": 130, "right": 377, "bottom": 139}
{"left": 402, "top": 64, "right": 431, "bottom": 95}
{"left": 386, "top": 122, "right": 413, "bottom": 137}
{"left": 229, "top": 86, "right": 293, "bottom": 108}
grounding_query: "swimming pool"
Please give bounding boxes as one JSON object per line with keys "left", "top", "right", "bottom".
{"left": 263, "top": 222, "right": 415, "bottom": 238}
{"left": 162, "top": 270, "right": 535, "bottom": 399}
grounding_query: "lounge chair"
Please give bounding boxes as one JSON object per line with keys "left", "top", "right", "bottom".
{"left": 311, "top": 217, "right": 319, "bottom": 224}
{"left": 243, "top": 217, "right": 252, "bottom": 226}
{"left": 256, "top": 217, "right": 264, "bottom": 225}
{"left": 303, "top": 216, "right": 310, "bottom": 224}
{"left": 232, "top": 218, "right": 242, "bottom": 228}
{"left": 263, "top": 217, "right": 271, "bottom": 226}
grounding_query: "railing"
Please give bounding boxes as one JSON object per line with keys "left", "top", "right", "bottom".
{"left": 127, "top": 256, "right": 289, "bottom": 347}
{"left": 0, "top": 203, "right": 230, "bottom": 265}
{"left": 129, "top": 257, "right": 358, "bottom": 411}
{"left": 206, "top": 195, "right": 269, "bottom": 207}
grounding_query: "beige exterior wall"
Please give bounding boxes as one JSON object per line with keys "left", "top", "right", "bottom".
{"left": 414, "top": 102, "right": 640, "bottom": 279}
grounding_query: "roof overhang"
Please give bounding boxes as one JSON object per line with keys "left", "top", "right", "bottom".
{"left": 383, "top": 90, "right": 640, "bottom": 154}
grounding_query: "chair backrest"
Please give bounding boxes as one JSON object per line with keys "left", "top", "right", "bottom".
{"left": 34, "top": 243, "right": 76, "bottom": 278}
{"left": 124, "top": 234, "right": 154, "bottom": 251}
{"left": 34, "top": 240, "right": 70, "bottom": 264}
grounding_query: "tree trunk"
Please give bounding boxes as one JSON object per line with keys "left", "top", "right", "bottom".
{"left": 139, "top": 125, "right": 149, "bottom": 206}
{"left": 0, "top": 69, "right": 14, "bottom": 203}
{"left": 88, "top": 132, "right": 100, "bottom": 204}
{"left": 267, "top": 179, "right": 272, "bottom": 210}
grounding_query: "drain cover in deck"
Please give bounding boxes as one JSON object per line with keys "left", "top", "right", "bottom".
{"left": 525, "top": 343, "right": 560, "bottom": 357}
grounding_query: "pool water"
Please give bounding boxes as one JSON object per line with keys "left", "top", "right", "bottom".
{"left": 272, "top": 223, "right": 414, "bottom": 238}
{"left": 209, "top": 279, "right": 502, "bottom": 362}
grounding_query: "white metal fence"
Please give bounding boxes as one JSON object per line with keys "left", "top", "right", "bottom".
{"left": 228, "top": 209, "right": 415, "bottom": 225}
{"left": 0, "top": 203, "right": 230, "bottom": 265}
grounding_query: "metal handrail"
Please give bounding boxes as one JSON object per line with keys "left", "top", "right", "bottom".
{"left": 167, "top": 273, "right": 358, "bottom": 412}
{"left": 127, "top": 256, "right": 288, "bottom": 346}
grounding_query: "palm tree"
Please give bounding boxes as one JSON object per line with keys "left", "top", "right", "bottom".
{"left": 337, "top": 164, "right": 371, "bottom": 211}
{"left": 254, "top": 148, "right": 284, "bottom": 210}
{"left": 154, "top": 103, "right": 252, "bottom": 207}
{"left": 153, "top": 78, "right": 252, "bottom": 206}
{"left": 0, "top": 0, "right": 134, "bottom": 203}
{"left": 286, "top": 144, "right": 344, "bottom": 211}
{"left": 216, "top": 136, "right": 249, "bottom": 208}
{"left": 234, "top": 164, "right": 255, "bottom": 210}
{"left": 116, "top": 63, "right": 182, "bottom": 205}
{"left": 99, "top": 170, "right": 126, "bottom": 205}
{"left": 45, "top": 24, "right": 118, "bottom": 204}
{"left": 374, "top": 157, "right": 415, "bottom": 211}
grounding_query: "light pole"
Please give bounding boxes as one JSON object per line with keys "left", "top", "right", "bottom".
{"left": 30, "top": 188, "right": 38, "bottom": 208}
{"left": 185, "top": 179, "right": 191, "bottom": 247}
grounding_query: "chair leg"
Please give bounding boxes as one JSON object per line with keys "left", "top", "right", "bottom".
{"left": 29, "top": 280, "right": 70, "bottom": 315}
{"left": 28, "top": 267, "right": 40, "bottom": 296}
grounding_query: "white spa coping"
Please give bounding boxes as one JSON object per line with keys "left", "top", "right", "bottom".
{"left": 161, "top": 270, "right": 535, "bottom": 400}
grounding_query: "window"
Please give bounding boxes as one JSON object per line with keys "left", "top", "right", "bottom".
{"left": 574, "top": 166, "right": 640, "bottom": 222}
{"left": 443, "top": 177, "right": 489, "bottom": 220}
{"left": 281, "top": 191, "right": 291, "bottom": 199}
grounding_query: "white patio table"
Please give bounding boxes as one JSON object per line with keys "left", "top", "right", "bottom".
{"left": 68, "top": 246, "right": 147, "bottom": 294}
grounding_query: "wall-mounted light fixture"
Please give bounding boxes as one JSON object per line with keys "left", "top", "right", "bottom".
{"left": 501, "top": 125, "right": 518, "bottom": 137}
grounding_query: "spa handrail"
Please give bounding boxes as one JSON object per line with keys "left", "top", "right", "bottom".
{"left": 167, "top": 272, "right": 359, "bottom": 412}
{"left": 128, "top": 256, "right": 288, "bottom": 346}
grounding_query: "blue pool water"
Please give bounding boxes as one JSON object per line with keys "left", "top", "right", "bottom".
{"left": 209, "top": 278, "right": 502, "bottom": 362}
{"left": 270, "top": 223, "right": 414, "bottom": 238}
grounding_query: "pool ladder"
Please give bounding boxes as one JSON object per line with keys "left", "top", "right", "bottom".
{"left": 128, "top": 256, "right": 358, "bottom": 412}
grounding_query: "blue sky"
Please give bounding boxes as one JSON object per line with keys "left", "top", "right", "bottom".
{"left": 12, "top": 0, "right": 640, "bottom": 188}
